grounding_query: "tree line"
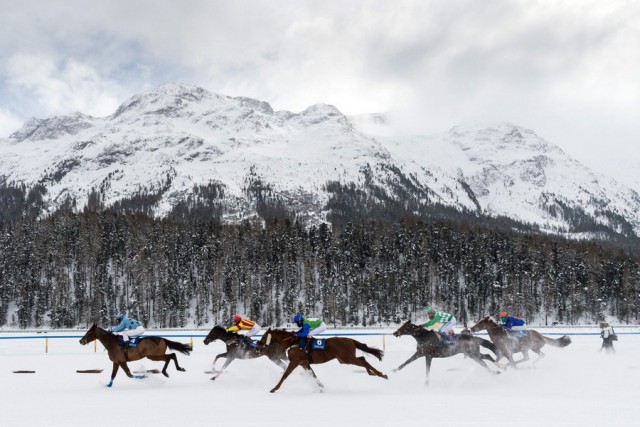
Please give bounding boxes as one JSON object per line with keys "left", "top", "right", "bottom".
{"left": 0, "top": 208, "right": 637, "bottom": 329}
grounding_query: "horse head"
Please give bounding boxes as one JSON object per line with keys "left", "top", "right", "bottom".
{"left": 203, "top": 325, "right": 228, "bottom": 345}
{"left": 470, "top": 316, "right": 496, "bottom": 333}
{"left": 393, "top": 320, "right": 421, "bottom": 337}
{"left": 79, "top": 324, "right": 98, "bottom": 345}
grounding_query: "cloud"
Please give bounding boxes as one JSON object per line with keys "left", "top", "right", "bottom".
{"left": 0, "top": 107, "right": 23, "bottom": 137}
{"left": 5, "top": 54, "right": 124, "bottom": 118}
{"left": 0, "top": 0, "right": 637, "bottom": 185}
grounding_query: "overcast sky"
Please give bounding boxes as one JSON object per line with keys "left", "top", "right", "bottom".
{"left": 1, "top": 0, "right": 638, "bottom": 184}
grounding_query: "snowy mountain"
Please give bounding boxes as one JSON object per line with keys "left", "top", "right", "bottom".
{"left": 1, "top": 83, "right": 639, "bottom": 237}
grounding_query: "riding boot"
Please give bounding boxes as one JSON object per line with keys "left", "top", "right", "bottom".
{"left": 304, "top": 337, "right": 313, "bottom": 354}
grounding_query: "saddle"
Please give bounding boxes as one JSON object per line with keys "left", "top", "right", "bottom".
{"left": 241, "top": 336, "right": 257, "bottom": 348}
{"left": 506, "top": 330, "right": 528, "bottom": 340}
{"left": 439, "top": 333, "right": 456, "bottom": 345}
{"left": 310, "top": 338, "right": 326, "bottom": 350}
{"left": 118, "top": 336, "right": 141, "bottom": 348}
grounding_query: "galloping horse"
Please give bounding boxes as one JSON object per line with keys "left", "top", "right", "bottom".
{"left": 470, "top": 316, "right": 571, "bottom": 367}
{"left": 259, "top": 328, "right": 388, "bottom": 393}
{"left": 392, "top": 321, "right": 501, "bottom": 385}
{"left": 79, "top": 324, "right": 192, "bottom": 387}
{"left": 203, "top": 325, "right": 288, "bottom": 380}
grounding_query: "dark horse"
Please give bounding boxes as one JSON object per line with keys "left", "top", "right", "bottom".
{"left": 392, "top": 321, "right": 501, "bottom": 385}
{"left": 203, "top": 325, "right": 288, "bottom": 380}
{"left": 470, "top": 316, "right": 571, "bottom": 367}
{"left": 259, "top": 328, "right": 388, "bottom": 393}
{"left": 79, "top": 324, "right": 192, "bottom": 387}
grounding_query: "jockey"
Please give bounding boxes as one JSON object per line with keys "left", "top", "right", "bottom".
{"left": 226, "top": 315, "right": 260, "bottom": 347}
{"left": 422, "top": 307, "right": 457, "bottom": 343}
{"left": 293, "top": 314, "right": 327, "bottom": 353}
{"left": 108, "top": 313, "right": 144, "bottom": 346}
{"left": 500, "top": 311, "right": 527, "bottom": 333}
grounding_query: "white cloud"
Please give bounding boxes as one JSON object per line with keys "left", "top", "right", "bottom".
{"left": 0, "top": 0, "right": 637, "bottom": 183}
{"left": 5, "top": 54, "right": 123, "bottom": 119}
{"left": 0, "top": 107, "right": 23, "bottom": 137}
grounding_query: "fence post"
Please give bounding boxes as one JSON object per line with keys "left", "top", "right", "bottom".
{"left": 190, "top": 336, "right": 193, "bottom": 347}
{"left": 382, "top": 334, "right": 386, "bottom": 352}
{"left": 45, "top": 337, "right": 48, "bottom": 353}
{"left": 94, "top": 339, "right": 97, "bottom": 353}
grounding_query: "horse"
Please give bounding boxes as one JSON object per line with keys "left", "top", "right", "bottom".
{"left": 258, "top": 328, "right": 388, "bottom": 393}
{"left": 79, "top": 324, "right": 192, "bottom": 387}
{"left": 392, "top": 321, "right": 501, "bottom": 385}
{"left": 470, "top": 316, "right": 571, "bottom": 367}
{"left": 203, "top": 325, "right": 288, "bottom": 380}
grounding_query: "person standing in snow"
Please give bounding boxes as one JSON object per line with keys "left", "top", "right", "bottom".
{"left": 599, "top": 322, "right": 616, "bottom": 354}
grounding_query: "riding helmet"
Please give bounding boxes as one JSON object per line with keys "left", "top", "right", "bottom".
{"left": 233, "top": 315, "right": 242, "bottom": 323}
{"left": 426, "top": 307, "right": 436, "bottom": 315}
{"left": 293, "top": 314, "right": 303, "bottom": 324}
{"left": 115, "top": 313, "right": 125, "bottom": 320}
{"left": 500, "top": 311, "right": 508, "bottom": 318}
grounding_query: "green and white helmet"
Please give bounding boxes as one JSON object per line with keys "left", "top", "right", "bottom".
{"left": 426, "top": 307, "right": 436, "bottom": 315}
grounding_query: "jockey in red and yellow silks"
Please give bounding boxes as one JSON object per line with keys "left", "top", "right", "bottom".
{"left": 227, "top": 315, "right": 261, "bottom": 339}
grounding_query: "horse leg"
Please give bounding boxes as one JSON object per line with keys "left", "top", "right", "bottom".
{"left": 213, "top": 352, "right": 227, "bottom": 368}
{"left": 515, "top": 350, "right": 530, "bottom": 365}
{"left": 424, "top": 357, "right": 432, "bottom": 386}
{"left": 170, "top": 352, "right": 186, "bottom": 372}
{"left": 469, "top": 353, "right": 500, "bottom": 375}
{"left": 107, "top": 362, "right": 120, "bottom": 387}
{"left": 120, "top": 362, "right": 134, "bottom": 378}
{"left": 270, "top": 360, "right": 300, "bottom": 393}
{"left": 353, "top": 356, "right": 388, "bottom": 379}
{"left": 393, "top": 351, "right": 423, "bottom": 372}
{"left": 300, "top": 361, "right": 324, "bottom": 390}
{"left": 146, "top": 355, "right": 172, "bottom": 377}
{"left": 532, "top": 349, "right": 545, "bottom": 366}
{"left": 481, "top": 353, "right": 506, "bottom": 370}
{"left": 267, "top": 354, "right": 287, "bottom": 370}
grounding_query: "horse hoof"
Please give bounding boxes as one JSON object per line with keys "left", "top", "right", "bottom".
{"left": 270, "top": 389, "right": 277, "bottom": 393}
{"left": 383, "top": 375, "right": 389, "bottom": 380}
{"left": 178, "top": 368, "right": 186, "bottom": 372}
{"left": 163, "top": 372, "right": 169, "bottom": 378}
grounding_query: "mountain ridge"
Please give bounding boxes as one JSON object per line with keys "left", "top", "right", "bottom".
{"left": 1, "top": 83, "right": 638, "bottom": 239}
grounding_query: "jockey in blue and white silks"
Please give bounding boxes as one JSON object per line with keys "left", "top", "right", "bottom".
{"left": 109, "top": 313, "right": 145, "bottom": 344}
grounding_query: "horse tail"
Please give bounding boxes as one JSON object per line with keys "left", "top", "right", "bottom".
{"left": 164, "top": 339, "right": 193, "bottom": 355}
{"left": 543, "top": 335, "right": 571, "bottom": 348}
{"left": 474, "top": 336, "right": 498, "bottom": 356}
{"left": 352, "top": 340, "right": 384, "bottom": 361}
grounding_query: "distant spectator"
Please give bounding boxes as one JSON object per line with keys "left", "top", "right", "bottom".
{"left": 599, "top": 322, "right": 616, "bottom": 354}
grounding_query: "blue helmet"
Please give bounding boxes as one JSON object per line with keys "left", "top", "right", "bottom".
{"left": 115, "top": 313, "right": 125, "bottom": 320}
{"left": 293, "top": 314, "right": 304, "bottom": 323}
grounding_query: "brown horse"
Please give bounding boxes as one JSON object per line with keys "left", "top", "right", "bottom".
{"left": 203, "top": 325, "right": 288, "bottom": 380}
{"left": 79, "top": 324, "right": 192, "bottom": 387}
{"left": 258, "top": 328, "right": 388, "bottom": 393}
{"left": 470, "top": 316, "right": 571, "bottom": 367}
{"left": 392, "top": 321, "right": 501, "bottom": 385}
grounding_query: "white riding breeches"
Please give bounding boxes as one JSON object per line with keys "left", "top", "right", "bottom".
{"left": 308, "top": 323, "right": 327, "bottom": 337}
{"left": 440, "top": 320, "right": 456, "bottom": 335}
{"left": 244, "top": 324, "right": 261, "bottom": 337}
{"left": 118, "top": 326, "right": 145, "bottom": 342}
{"left": 510, "top": 325, "right": 526, "bottom": 332}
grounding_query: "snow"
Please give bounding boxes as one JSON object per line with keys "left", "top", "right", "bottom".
{"left": 1, "top": 83, "right": 638, "bottom": 235}
{"left": 1, "top": 327, "right": 638, "bottom": 427}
